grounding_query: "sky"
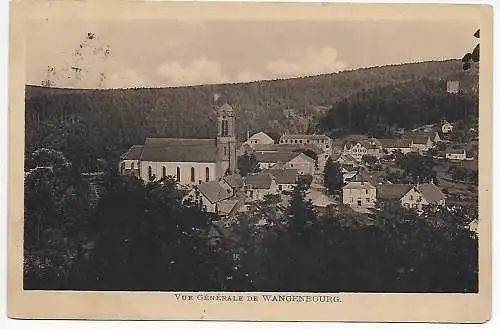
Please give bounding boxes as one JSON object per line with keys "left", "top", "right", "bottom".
{"left": 26, "top": 19, "right": 479, "bottom": 89}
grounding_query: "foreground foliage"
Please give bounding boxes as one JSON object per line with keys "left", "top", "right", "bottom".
{"left": 24, "top": 150, "right": 478, "bottom": 292}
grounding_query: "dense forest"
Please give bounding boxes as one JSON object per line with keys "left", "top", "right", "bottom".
{"left": 25, "top": 59, "right": 478, "bottom": 171}
{"left": 24, "top": 149, "right": 478, "bottom": 292}
{"left": 318, "top": 77, "right": 478, "bottom": 137}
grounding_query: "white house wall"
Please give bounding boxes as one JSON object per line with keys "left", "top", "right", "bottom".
{"left": 285, "top": 156, "right": 315, "bottom": 175}
{"left": 400, "top": 189, "right": 428, "bottom": 210}
{"left": 140, "top": 160, "right": 216, "bottom": 185}
{"left": 342, "top": 187, "right": 376, "bottom": 208}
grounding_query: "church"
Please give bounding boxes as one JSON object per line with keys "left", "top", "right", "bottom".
{"left": 119, "top": 96, "right": 238, "bottom": 185}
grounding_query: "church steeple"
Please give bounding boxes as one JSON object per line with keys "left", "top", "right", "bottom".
{"left": 214, "top": 95, "right": 237, "bottom": 178}
{"left": 217, "top": 103, "right": 235, "bottom": 138}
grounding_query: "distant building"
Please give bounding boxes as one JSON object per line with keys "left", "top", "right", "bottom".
{"left": 279, "top": 134, "right": 332, "bottom": 154}
{"left": 332, "top": 153, "right": 360, "bottom": 167}
{"left": 244, "top": 173, "right": 279, "bottom": 201}
{"left": 119, "top": 99, "right": 237, "bottom": 185}
{"left": 119, "top": 145, "right": 143, "bottom": 177}
{"left": 340, "top": 164, "right": 359, "bottom": 183}
{"left": 255, "top": 151, "right": 300, "bottom": 170}
{"left": 377, "top": 182, "right": 445, "bottom": 210}
{"left": 342, "top": 180, "right": 377, "bottom": 209}
{"left": 379, "top": 139, "right": 413, "bottom": 155}
{"left": 410, "top": 134, "right": 434, "bottom": 153}
{"left": 183, "top": 180, "right": 237, "bottom": 215}
{"left": 251, "top": 142, "right": 329, "bottom": 171}
{"left": 342, "top": 141, "right": 367, "bottom": 161}
{"left": 279, "top": 153, "right": 316, "bottom": 175}
{"left": 243, "top": 131, "right": 275, "bottom": 147}
{"left": 261, "top": 168, "right": 299, "bottom": 192}
{"left": 442, "top": 121, "right": 454, "bottom": 134}
{"left": 445, "top": 148, "right": 467, "bottom": 161}
{"left": 342, "top": 139, "right": 382, "bottom": 161}
{"left": 255, "top": 151, "right": 315, "bottom": 175}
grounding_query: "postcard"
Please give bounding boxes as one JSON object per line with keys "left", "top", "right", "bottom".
{"left": 7, "top": 0, "right": 493, "bottom": 323}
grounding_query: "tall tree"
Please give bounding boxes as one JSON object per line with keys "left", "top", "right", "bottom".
{"left": 237, "top": 151, "right": 259, "bottom": 176}
{"left": 323, "top": 158, "right": 343, "bottom": 194}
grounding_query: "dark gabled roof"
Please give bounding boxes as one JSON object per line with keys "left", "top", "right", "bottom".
{"left": 379, "top": 139, "right": 412, "bottom": 148}
{"left": 377, "top": 184, "right": 413, "bottom": 200}
{"left": 343, "top": 181, "right": 376, "bottom": 190}
{"left": 245, "top": 173, "right": 274, "bottom": 189}
{"left": 224, "top": 174, "right": 244, "bottom": 188}
{"left": 348, "top": 169, "right": 385, "bottom": 186}
{"left": 261, "top": 169, "right": 299, "bottom": 184}
{"left": 140, "top": 138, "right": 218, "bottom": 162}
{"left": 340, "top": 164, "right": 357, "bottom": 172}
{"left": 255, "top": 151, "right": 300, "bottom": 163}
{"left": 280, "top": 134, "right": 330, "bottom": 141}
{"left": 252, "top": 144, "right": 279, "bottom": 152}
{"left": 409, "top": 133, "right": 431, "bottom": 145}
{"left": 217, "top": 199, "right": 240, "bottom": 215}
{"left": 417, "top": 183, "right": 446, "bottom": 204}
{"left": 197, "top": 181, "right": 233, "bottom": 204}
{"left": 276, "top": 143, "right": 324, "bottom": 155}
{"left": 121, "top": 145, "right": 144, "bottom": 160}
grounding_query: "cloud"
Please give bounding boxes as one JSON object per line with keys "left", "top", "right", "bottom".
{"left": 235, "top": 70, "right": 265, "bottom": 83}
{"left": 265, "top": 46, "right": 347, "bottom": 79}
{"left": 105, "top": 69, "right": 148, "bottom": 88}
{"left": 156, "top": 57, "right": 230, "bottom": 86}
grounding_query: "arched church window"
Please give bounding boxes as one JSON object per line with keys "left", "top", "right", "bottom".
{"left": 190, "top": 167, "right": 195, "bottom": 182}
{"left": 205, "top": 167, "right": 210, "bottom": 182}
{"left": 162, "top": 166, "right": 166, "bottom": 178}
{"left": 131, "top": 162, "right": 135, "bottom": 170}
{"left": 148, "top": 166, "right": 152, "bottom": 179}
{"left": 224, "top": 146, "right": 227, "bottom": 156}
{"left": 176, "top": 167, "right": 181, "bottom": 181}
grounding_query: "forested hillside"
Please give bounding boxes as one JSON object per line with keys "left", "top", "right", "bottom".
{"left": 25, "top": 59, "right": 478, "bottom": 171}
{"left": 318, "top": 76, "right": 478, "bottom": 137}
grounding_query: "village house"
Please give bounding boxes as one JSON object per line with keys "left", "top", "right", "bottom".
{"left": 244, "top": 172, "right": 279, "bottom": 201}
{"left": 261, "top": 168, "right": 299, "bottom": 192}
{"left": 441, "top": 121, "right": 454, "bottom": 134}
{"left": 445, "top": 148, "right": 467, "bottom": 161}
{"left": 119, "top": 145, "right": 143, "bottom": 176}
{"left": 332, "top": 153, "right": 360, "bottom": 167}
{"left": 377, "top": 181, "right": 445, "bottom": 211}
{"left": 342, "top": 141, "right": 367, "bottom": 161}
{"left": 278, "top": 152, "right": 316, "bottom": 175}
{"left": 342, "top": 180, "right": 377, "bottom": 209}
{"left": 410, "top": 134, "right": 434, "bottom": 153}
{"left": 279, "top": 134, "right": 332, "bottom": 154}
{"left": 341, "top": 164, "right": 359, "bottom": 183}
{"left": 379, "top": 139, "right": 413, "bottom": 155}
{"left": 250, "top": 143, "right": 328, "bottom": 171}
{"left": 242, "top": 131, "right": 275, "bottom": 147}
{"left": 255, "top": 151, "right": 300, "bottom": 170}
{"left": 119, "top": 98, "right": 237, "bottom": 186}
{"left": 255, "top": 151, "right": 315, "bottom": 175}
{"left": 183, "top": 180, "right": 237, "bottom": 215}
{"left": 223, "top": 173, "right": 245, "bottom": 192}
{"left": 342, "top": 139, "right": 382, "bottom": 161}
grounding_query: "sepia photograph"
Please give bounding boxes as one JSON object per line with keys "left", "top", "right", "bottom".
{"left": 7, "top": 0, "right": 493, "bottom": 322}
